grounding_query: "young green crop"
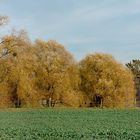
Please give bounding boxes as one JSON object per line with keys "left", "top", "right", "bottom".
{"left": 0, "top": 108, "right": 139, "bottom": 140}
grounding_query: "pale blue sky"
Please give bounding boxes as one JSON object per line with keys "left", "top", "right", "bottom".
{"left": 0, "top": 0, "right": 140, "bottom": 63}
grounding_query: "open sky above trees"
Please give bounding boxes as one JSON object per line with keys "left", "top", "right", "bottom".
{"left": 0, "top": 0, "right": 140, "bottom": 63}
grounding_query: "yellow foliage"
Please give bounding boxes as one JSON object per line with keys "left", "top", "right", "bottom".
{"left": 79, "top": 53, "right": 135, "bottom": 108}
{"left": 0, "top": 32, "right": 136, "bottom": 108}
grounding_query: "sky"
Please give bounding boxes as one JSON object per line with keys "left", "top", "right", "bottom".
{"left": 0, "top": 0, "right": 140, "bottom": 63}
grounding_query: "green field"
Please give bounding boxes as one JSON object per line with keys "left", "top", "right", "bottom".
{"left": 0, "top": 108, "right": 139, "bottom": 140}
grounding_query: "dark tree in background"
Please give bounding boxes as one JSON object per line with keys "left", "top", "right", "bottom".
{"left": 126, "top": 60, "right": 140, "bottom": 107}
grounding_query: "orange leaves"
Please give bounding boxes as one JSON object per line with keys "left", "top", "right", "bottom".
{"left": 79, "top": 53, "right": 135, "bottom": 108}
{"left": 0, "top": 32, "right": 136, "bottom": 108}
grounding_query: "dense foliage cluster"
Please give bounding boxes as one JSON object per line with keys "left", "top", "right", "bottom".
{"left": 79, "top": 54, "right": 135, "bottom": 107}
{"left": 0, "top": 32, "right": 88, "bottom": 107}
{"left": 0, "top": 15, "right": 136, "bottom": 108}
{"left": 0, "top": 31, "right": 135, "bottom": 108}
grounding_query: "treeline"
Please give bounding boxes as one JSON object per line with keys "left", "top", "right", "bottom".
{"left": 0, "top": 31, "right": 136, "bottom": 108}
{"left": 0, "top": 16, "right": 136, "bottom": 108}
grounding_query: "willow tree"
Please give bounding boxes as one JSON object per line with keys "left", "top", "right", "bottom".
{"left": 79, "top": 53, "right": 135, "bottom": 108}
{"left": 0, "top": 31, "right": 86, "bottom": 108}
{"left": 34, "top": 40, "right": 85, "bottom": 107}
{"left": 0, "top": 30, "right": 32, "bottom": 107}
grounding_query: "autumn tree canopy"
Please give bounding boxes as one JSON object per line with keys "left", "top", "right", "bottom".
{"left": 79, "top": 54, "right": 135, "bottom": 108}
{"left": 0, "top": 31, "right": 87, "bottom": 107}
{"left": 33, "top": 39, "right": 85, "bottom": 107}
{"left": 0, "top": 15, "right": 137, "bottom": 108}
{"left": 0, "top": 27, "right": 136, "bottom": 108}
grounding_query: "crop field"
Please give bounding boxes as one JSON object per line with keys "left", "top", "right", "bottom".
{"left": 0, "top": 108, "right": 139, "bottom": 140}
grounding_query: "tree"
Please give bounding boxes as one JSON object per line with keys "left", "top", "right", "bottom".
{"left": 0, "top": 36, "right": 86, "bottom": 108}
{"left": 0, "top": 19, "right": 135, "bottom": 108}
{"left": 126, "top": 60, "right": 140, "bottom": 107}
{"left": 34, "top": 40, "right": 85, "bottom": 107}
{"left": 0, "top": 30, "right": 31, "bottom": 107}
{"left": 79, "top": 53, "right": 135, "bottom": 108}
{"left": 0, "top": 16, "right": 86, "bottom": 108}
{"left": 126, "top": 60, "right": 140, "bottom": 77}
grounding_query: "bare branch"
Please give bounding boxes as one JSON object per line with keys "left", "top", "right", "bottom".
{"left": 0, "top": 16, "right": 8, "bottom": 26}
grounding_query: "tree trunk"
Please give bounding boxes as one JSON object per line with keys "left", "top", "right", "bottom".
{"left": 49, "top": 97, "right": 52, "bottom": 107}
